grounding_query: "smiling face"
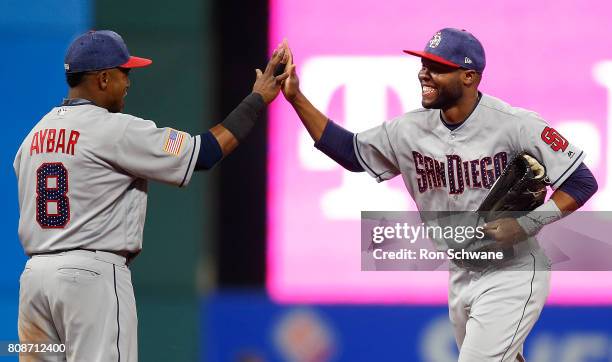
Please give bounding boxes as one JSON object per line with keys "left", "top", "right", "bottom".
{"left": 418, "top": 59, "right": 465, "bottom": 110}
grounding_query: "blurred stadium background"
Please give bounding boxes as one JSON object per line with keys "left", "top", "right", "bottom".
{"left": 1, "top": 0, "right": 612, "bottom": 361}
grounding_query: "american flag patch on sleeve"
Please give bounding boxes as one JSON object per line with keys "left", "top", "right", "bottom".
{"left": 163, "top": 128, "right": 186, "bottom": 155}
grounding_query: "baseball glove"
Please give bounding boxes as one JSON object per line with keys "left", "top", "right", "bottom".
{"left": 445, "top": 152, "right": 549, "bottom": 270}
{"left": 477, "top": 151, "right": 549, "bottom": 221}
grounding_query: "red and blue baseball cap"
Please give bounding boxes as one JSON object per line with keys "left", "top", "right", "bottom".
{"left": 404, "top": 28, "right": 485, "bottom": 73}
{"left": 64, "top": 30, "right": 152, "bottom": 73}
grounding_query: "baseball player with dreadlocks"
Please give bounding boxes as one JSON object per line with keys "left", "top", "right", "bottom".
{"left": 14, "top": 30, "right": 289, "bottom": 361}
{"left": 279, "top": 29, "right": 597, "bottom": 361}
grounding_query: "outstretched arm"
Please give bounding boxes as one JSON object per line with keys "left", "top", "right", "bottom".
{"left": 286, "top": 90, "right": 329, "bottom": 142}
{"left": 279, "top": 41, "right": 364, "bottom": 172}
{"left": 195, "top": 46, "right": 290, "bottom": 170}
{"left": 280, "top": 43, "right": 328, "bottom": 142}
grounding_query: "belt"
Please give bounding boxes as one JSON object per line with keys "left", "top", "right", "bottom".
{"left": 30, "top": 248, "right": 139, "bottom": 265}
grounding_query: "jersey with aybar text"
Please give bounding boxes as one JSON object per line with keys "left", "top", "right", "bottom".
{"left": 13, "top": 103, "right": 200, "bottom": 254}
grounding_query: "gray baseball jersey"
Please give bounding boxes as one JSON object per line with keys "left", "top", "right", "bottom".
{"left": 353, "top": 93, "right": 582, "bottom": 361}
{"left": 13, "top": 102, "right": 200, "bottom": 255}
{"left": 354, "top": 93, "right": 585, "bottom": 212}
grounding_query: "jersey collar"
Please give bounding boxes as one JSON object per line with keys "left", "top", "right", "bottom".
{"left": 439, "top": 92, "right": 482, "bottom": 131}
{"left": 60, "top": 98, "right": 95, "bottom": 106}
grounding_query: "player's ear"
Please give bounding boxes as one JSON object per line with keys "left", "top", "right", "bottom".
{"left": 462, "top": 70, "right": 478, "bottom": 87}
{"left": 97, "top": 70, "right": 110, "bottom": 90}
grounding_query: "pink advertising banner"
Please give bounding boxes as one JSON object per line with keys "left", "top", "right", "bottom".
{"left": 267, "top": 0, "right": 612, "bottom": 304}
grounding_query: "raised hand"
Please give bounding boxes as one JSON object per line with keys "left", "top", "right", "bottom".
{"left": 252, "top": 46, "right": 290, "bottom": 104}
{"left": 280, "top": 40, "right": 299, "bottom": 102}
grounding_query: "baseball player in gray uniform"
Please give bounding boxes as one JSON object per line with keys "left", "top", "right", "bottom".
{"left": 14, "top": 30, "right": 289, "bottom": 361}
{"left": 279, "top": 29, "right": 598, "bottom": 361}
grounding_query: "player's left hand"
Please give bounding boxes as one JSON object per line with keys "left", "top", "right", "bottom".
{"left": 253, "top": 44, "right": 290, "bottom": 104}
{"left": 483, "top": 218, "right": 528, "bottom": 249}
{"left": 279, "top": 40, "right": 300, "bottom": 102}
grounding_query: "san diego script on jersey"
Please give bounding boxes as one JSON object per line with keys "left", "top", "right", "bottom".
{"left": 13, "top": 104, "right": 201, "bottom": 254}
{"left": 354, "top": 93, "right": 585, "bottom": 212}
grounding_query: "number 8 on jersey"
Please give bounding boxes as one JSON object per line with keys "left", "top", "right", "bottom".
{"left": 36, "top": 162, "right": 70, "bottom": 229}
